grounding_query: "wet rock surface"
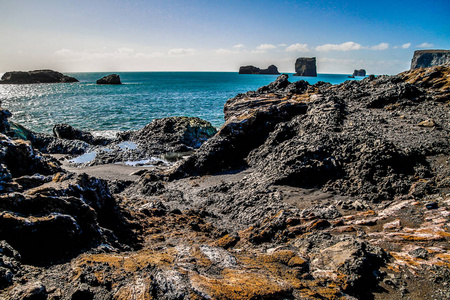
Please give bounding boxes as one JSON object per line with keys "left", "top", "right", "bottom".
{"left": 1, "top": 66, "right": 450, "bottom": 299}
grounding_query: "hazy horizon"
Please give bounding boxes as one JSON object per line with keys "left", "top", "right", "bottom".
{"left": 1, "top": 0, "right": 449, "bottom": 75}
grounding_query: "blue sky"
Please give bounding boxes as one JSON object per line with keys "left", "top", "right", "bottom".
{"left": 1, "top": 0, "right": 449, "bottom": 74}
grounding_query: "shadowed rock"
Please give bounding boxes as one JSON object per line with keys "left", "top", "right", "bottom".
{"left": 294, "top": 57, "right": 317, "bottom": 77}
{"left": 96, "top": 74, "right": 122, "bottom": 84}
{"left": 352, "top": 69, "right": 366, "bottom": 77}
{"left": 411, "top": 49, "right": 450, "bottom": 69}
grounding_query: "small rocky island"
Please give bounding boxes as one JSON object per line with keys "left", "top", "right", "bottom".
{"left": 238, "top": 65, "right": 280, "bottom": 75}
{"left": 352, "top": 69, "right": 366, "bottom": 77}
{"left": 293, "top": 57, "right": 317, "bottom": 77}
{"left": 0, "top": 61, "right": 450, "bottom": 299}
{"left": 96, "top": 74, "right": 122, "bottom": 84}
{"left": 0, "top": 69, "right": 78, "bottom": 84}
{"left": 411, "top": 49, "right": 450, "bottom": 69}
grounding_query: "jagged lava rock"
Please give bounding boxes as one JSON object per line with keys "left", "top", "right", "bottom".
{"left": 239, "top": 65, "right": 280, "bottom": 75}
{"left": 96, "top": 74, "right": 122, "bottom": 84}
{"left": 294, "top": 57, "right": 317, "bottom": 77}
{"left": 172, "top": 66, "right": 450, "bottom": 201}
{"left": 352, "top": 69, "right": 366, "bottom": 76}
{"left": 411, "top": 49, "right": 450, "bottom": 69}
{"left": 0, "top": 70, "right": 78, "bottom": 84}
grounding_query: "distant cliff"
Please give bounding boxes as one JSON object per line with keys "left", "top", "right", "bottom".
{"left": 239, "top": 65, "right": 280, "bottom": 75}
{"left": 294, "top": 57, "right": 317, "bottom": 77}
{"left": 411, "top": 50, "right": 450, "bottom": 69}
{"left": 0, "top": 70, "right": 79, "bottom": 84}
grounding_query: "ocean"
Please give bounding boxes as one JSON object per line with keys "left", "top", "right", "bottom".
{"left": 0, "top": 72, "right": 363, "bottom": 135}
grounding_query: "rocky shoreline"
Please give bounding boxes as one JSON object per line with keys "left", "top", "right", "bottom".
{"left": 0, "top": 66, "right": 449, "bottom": 299}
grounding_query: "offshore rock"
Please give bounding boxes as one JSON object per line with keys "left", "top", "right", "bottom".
{"left": 96, "top": 74, "right": 122, "bottom": 84}
{"left": 352, "top": 69, "right": 366, "bottom": 77}
{"left": 411, "top": 49, "right": 450, "bottom": 69}
{"left": 0, "top": 70, "right": 78, "bottom": 84}
{"left": 294, "top": 57, "right": 317, "bottom": 77}
{"left": 239, "top": 65, "right": 280, "bottom": 75}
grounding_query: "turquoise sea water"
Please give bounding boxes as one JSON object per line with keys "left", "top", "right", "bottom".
{"left": 0, "top": 72, "right": 363, "bottom": 135}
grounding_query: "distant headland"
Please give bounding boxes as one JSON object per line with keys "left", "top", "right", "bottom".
{"left": 0, "top": 70, "right": 78, "bottom": 84}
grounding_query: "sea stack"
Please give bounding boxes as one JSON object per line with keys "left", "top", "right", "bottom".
{"left": 96, "top": 74, "right": 122, "bottom": 84}
{"left": 352, "top": 69, "right": 366, "bottom": 77}
{"left": 294, "top": 57, "right": 317, "bottom": 77}
{"left": 239, "top": 65, "right": 280, "bottom": 75}
{"left": 411, "top": 50, "right": 450, "bottom": 69}
{"left": 0, "top": 70, "right": 79, "bottom": 84}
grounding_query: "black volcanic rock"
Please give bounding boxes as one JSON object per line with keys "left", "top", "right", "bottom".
{"left": 353, "top": 69, "right": 366, "bottom": 77}
{"left": 411, "top": 50, "right": 450, "bottom": 69}
{"left": 239, "top": 65, "right": 280, "bottom": 75}
{"left": 172, "top": 66, "right": 450, "bottom": 201}
{"left": 0, "top": 70, "right": 78, "bottom": 84}
{"left": 294, "top": 57, "right": 317, "bottom": 77}
{"left": 96, "top": 74, "right": 122, "bottom": 84}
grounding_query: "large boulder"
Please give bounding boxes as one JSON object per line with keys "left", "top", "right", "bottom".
{"left": 0, "top": 70, "right": 78, "bottom": 84}
{"left": 96, "top": 74, "right": 122, "bottom": 84}
{"left": 293, "top": 57, "right": 317, "bottom": 77}
{"left": 118, "top": 116, "right": 217, "bottom": 152}
{"left": 239, "top": 65, "right": 280, "bottom": 75}
{"left": 411, "top": 50, "right": 450, "bottom": 69}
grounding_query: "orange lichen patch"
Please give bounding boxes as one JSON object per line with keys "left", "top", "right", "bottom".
{"left": 399, "top": 66, "right": 450, "bottom": 94}
{"left": 211, "top": 234, "right": 240, "bottom": 249}
{"left": 260, "top": 250, "right": 296, "bottom": 265}
{"left": 306, "top": 219, "right": 331, "bottom": 231}
{"left": 189, "top": 246, "right": 214, "bottom": 268}
{"left": 189, "top": 270, "right": 292, "bottom": 300}
{"left": 434, "top": 253, "right": 450, "bottom": 268}
{"left": 113, "top": 277, "right": 152, "bottom": 300}
{"left": 395, "top": 232, "right": 444, "bottom": 242}
{"left": 390, "top": 252, "right": 423, "bottom": 269}
{"left": 288, "top": 256, "right": 308, "bottom": 268}
{"left": 356, "top": 210, "right": 377, "bottom": 217}
{"left": 298, "top": 289, "right": 346, "bottom": 300}
{"left": 330, "top": 225, "right": 357, "bottom": 234}
{"left": 75, "top": 249, "right": 176, "bottom": 275}
{"left": 291, "top": 93, "right": 314, "bottom": 103}
{"left": 52, "top": 172, "right": 65, "bottom": 182}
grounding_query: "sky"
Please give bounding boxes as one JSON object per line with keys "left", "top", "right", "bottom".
{"left": 1, "top": 0, "right": 449, "bottom": 74}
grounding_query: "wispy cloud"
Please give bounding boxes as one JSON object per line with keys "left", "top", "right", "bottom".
{"left": 233, "top": 44, "right": 245, "bottom": 49}
{"left": 256, "top": 43, "right": 277, "bottom": 50}
{"left": 167, "top": 48, "right": 197, "bottom": 56}
{"left": 315, "top": 41, "right": 363, "bottom": 52}
{"left": 55, "top": 48, "right": 136, "bottom": 60}
{"left": 285, "top": 43, "right": 310, "bottom": 52}
{"left": 371, "top": 43, "right": 389, "bottom": 50}
{"left": 401, "top": 43, "right": 411, "bottom": 49}
{"left": 55, "top": 47, "right": 198, "bottom": 61}
{"left": 416, "top": 42, "right": 434, "bottom": 48}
